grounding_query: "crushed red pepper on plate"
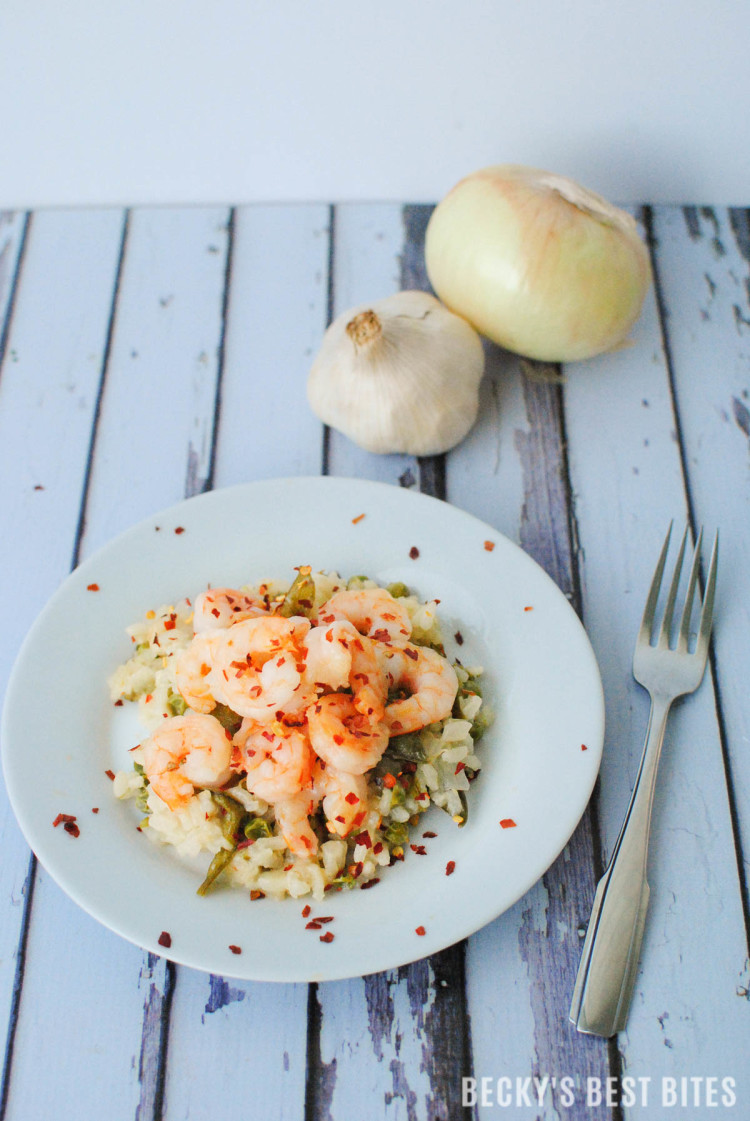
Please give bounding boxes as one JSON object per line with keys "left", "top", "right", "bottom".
{"left": 319, "top": 932, "right": 334, "bottom": 943}
{"left": 415, "top": 926, "right": 426, "bottom": 936}
{"left": 499, "top": 818, "right": 517, "bottom": 829}
{"left": 446, "top": 860, "right": 456, "bottom": 876}
{"left": 483, "top": 540, "right": 495, "bottom": 552}
{"left": 351, "top": 513, "right": 366, "bottom": 524}
{"left": 229, "top": 945, "right": 242, "bottom": 955}
{"left": 158, "top": 931, "right": 172, "bottom": 948}
{"left": 409, "top": 546, "right": 420, "bottom": 559}
{"left": 174, "top": 526, "right": 185, "bottom": 535}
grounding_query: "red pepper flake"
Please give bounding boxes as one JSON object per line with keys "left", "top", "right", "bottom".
{"left": 423, "top": 831, "right": 437, "bottom": 838}
{"left": 410, "top": 844, "right": 427, "bottom": 856}
{"left": 283, "top": 864, "right": 293, "bottom": 872}
{"left": 499, "top": 818, "right": 517, "bottom": 829}
{"left": 301, "top": 904, "right": 311, "bottom": 918}
{"left": 524, "top": 605, "right": 534, "bottom": 612}
{"left": 114, "top": 699, "right": 123, "bottom": 707}
{"left": 229, "top": 945, "right": 242, "bottom": 955}
{"left": 164, "top": 619, "right": 176, "bottom": 631}
{"left": 174, "top": 526, "right": 185, "bottom": 535}
{"left": 91, "top": 807, "right": 99, "bottom": 814}
{"left": 398, "top": 774, "right": 410, "bottom": 790}
{"left": 581, "top": 743, "right": 588, "bottom": 751}
{"left": 104, "top": 769, "right": 115, "bottom": 781}
{"left": 306, "top": 920, "right": 322, "bottom": 930}
{"left": 404, "top": 647, "right": 419, "bottom": 661}
{"left": 454, "top": 631, "right": 464, "bottom": 645}
{"left": 344, "top": 792, "right": 359, "bottom": 805}
{"left": 333, "top": 734, "right": 344, "bottom": 746}
{"left": 87, "top": 582, "right": 100, "bottom": 592}
{"left": 359, "top": 878, "right": 380, "bottom": 890}
{"left": 352, "top": 811, "right": 366, "bottom": 828}
{"left": 372, "top": 841, "right": 383, "bottom": 855}
{"left": 446, "top": 860, "right": 456, "bottom": 876}
{"left": 383, "top": 774, "right": 397, "bottom": 789}
{"left": 351, "top": 513, "right": 366, "bottom": 524}
{"left": 319, "top": 932, "right": 335, "bottom": 943}
{"left": 409, "top": 546, "right": 420, "bottom": 559}
{"left": 454, "top": 761, "right": 465, "bottom": 775}
{"left": 415, "top": 926, "right": 426, "bottom": 936}
{"left": 317, "top": 916, "right": 334, "bottom": 924}
{"left": 353, "top": 831, "right": 371, "bottom": 848}
{"left": 250, "top": 890, "right": 265, "bottom": 900}
{"left": 483, "top": 540, "right": 495, "bottom": 552}
{"left": 52, "top": 812, "right": 76, "bottom": 828}
{"left": 158, "top": 931, "right": 172, "bottom": 948}
{"left": 33, "top": 484, "right": 45, "bottom": 491}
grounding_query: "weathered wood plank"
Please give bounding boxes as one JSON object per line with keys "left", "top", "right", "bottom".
{"left": 445, "top": 329, "right": 615, "bottom": 1116}
{"left": 160, "top": 206, "right": 328, "bottom": 1121}
{"left": 2, "top": 207, "right": 232, "bottom": 1121}
{"left": 210, "top": 204, "right": 331, "bottom": 485}
{"left": 308, "top": 205, "right": 475, "bottom": 1121}
{"left": 0, "top": 208, "right": 129, "bottom": 1116}
{"left": 650, "top": 204, "right": 750, "bottom": 925}
{"left": 562, "top": 208, "right": 750, "bottom": 1114}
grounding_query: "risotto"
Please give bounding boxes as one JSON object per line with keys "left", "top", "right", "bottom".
{"left": 110, "top": 569, "right": 491, "bottom": 902}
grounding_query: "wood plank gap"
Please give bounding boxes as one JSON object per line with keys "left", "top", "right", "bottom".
{"left": 320, "top": 204, "right": 336, "bottom": 477}
{"left": 0, "top": 854, "right": 36, "bottom": 1121}
{"left": 69, "top": 209, "right": 131, "bottom": 570}
{"left": 304, "top": 983, "right": 336, "bottom": 1121}
{"left": 0, "top": 214, "right": 31, "bottom": 382}
{"left": 138, "top": 958, "right": 176, "bottom": 1121}
{"left": 202, "top": 208, "right": 236, "bottom": 497}
{"left": 644, "top": 204, "right": 750, "bottom": 951}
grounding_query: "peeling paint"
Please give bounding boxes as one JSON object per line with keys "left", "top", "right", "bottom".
{"left": 202, "top": 974, "right": 245, "bottom": 1019}
{"left": 732, "top": 396, "right": 750, "bottom": 440}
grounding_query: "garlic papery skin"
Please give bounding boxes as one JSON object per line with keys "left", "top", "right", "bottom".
{"left": 424, "top": 165, "right": 651, "bottom": 363}
{"left": 307, "top": 291, "right": 485, "bottom": 456}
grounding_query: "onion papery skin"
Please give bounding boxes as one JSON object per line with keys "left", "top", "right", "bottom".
{"left": 424, "top": 165, "right": 651, "bottom": 363}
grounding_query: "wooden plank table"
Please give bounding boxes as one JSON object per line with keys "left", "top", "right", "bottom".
{"left": 0, "top": 201, "right": 748, "bottom": 1120}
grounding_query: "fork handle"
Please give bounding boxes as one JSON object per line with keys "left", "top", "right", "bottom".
{"left": 570, "top": 692, "right": 673, "bottom": 1036}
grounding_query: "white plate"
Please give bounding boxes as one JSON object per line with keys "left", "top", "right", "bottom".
{"left": 2, "top": 477, "right": 604, "bottom": 981}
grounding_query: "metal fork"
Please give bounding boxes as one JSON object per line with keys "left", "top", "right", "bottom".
{"left": 569, "top": 523, "right": 718, "bottom": 1037}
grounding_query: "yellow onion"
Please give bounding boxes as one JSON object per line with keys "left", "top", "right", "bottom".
{"left": 424, "top": 165, "right": 651, "bottom": 362}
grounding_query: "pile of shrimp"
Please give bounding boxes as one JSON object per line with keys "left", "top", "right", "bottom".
{"left": 128, "top": 576, "right": 461, "bottom": 878}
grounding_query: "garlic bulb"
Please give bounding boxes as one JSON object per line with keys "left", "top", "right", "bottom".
{"left": 425, "top": 165, "right": 651, "bottom": 362}
{"left": 307, "top": 291, "right": 485, "bottom": 456}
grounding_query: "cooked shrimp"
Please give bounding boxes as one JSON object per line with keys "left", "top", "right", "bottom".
{"left": 303, "top": 620, "right": 387, "bottom": 721}
{"left": 318, "top": 587, "right": 412, "bottom": 646}
{"left": 234, "top": 720, "right": 318, "bottom": 856}
{"left": 274, "top": 792, "right": 319, "bottom": 857}
{"left": 141, "top": 711, "right": 233, "bottom": 810}
{"left": 173, "top": 631, "right": 223, "bottom": 713}
{"left": 233, "top": 719, "right": 314, "bottom": 801}
{"left": 211, "top": 615, "right": 312, "bottom": 720}
{"left": 193, "top": 587, "right": 270, "bottom": 632}
{"left": 307, "top": 693, "right": 389, "bottom": 775}
{"left": 313, "top": 759, "right": 370, "bottom": 838}
{"left": 379, "top": 644, "right": 458, "bottom": 734}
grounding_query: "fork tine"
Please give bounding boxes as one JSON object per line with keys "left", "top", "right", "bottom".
{"left": 677, "top": 527, "right": 703, "bottom": 652}
{"left": 638, "top": 523, "right": 673, "bottom": 646}
{"left": 657, "top": 525, "right": 689, "bottom": 648}
{"left": 696, "top": 531, "right": 719, "bottom": 657}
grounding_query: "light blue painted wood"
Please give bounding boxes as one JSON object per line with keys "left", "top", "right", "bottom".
{"left": 0, "top": 208, "right": 131, "bottom": 1118}
{"left": 0, "top": 211, "right": 26, "bottom": 343}
{"left": 211, "top": 204, "right": 331, "bottom": 485}
{"left": 650, "top": 205, "right": 750, "bottom": 913}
